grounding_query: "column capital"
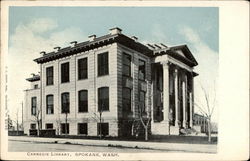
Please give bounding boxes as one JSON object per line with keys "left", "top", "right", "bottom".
{"left": 161, "top": 61, "right": 170, "bottom": 68}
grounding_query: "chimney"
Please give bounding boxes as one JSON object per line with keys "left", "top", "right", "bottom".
{"left": 131, "top": 36, "right": 138, "bottom": 42}
{"left": 70, "top": 41, "right": 77, "bottom": 47}
{"left": 147, "top": 44, "right": 155, "bottom": 50}
{"left": 109, "top": 27, "right": 122, "bottom": 35}
{"left": 88, "top": 35, "right": 96, "bottom": 41}
{"left": 154, "top": 44, "right": 162, "bottom": 49}
{"left": 40, "top": 51, "right": 46, "bottom": 56}
{"left": 160, "top": 43, "right": 168, "bottom": 49}
{"left": 54, "top": 46, "right": 61, "bottom": 51}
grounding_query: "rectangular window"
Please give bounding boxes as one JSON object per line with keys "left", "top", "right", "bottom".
{"left": 98, "top": 52, "right": 109, "bottom": 76}
{"left": 61, "top": 123, "right": 69, "bottom": 134}
{"left": 122, "top": 88, "right": 131, "bottom": 112}
{"left": 138, "top": 59, "right": 146, "bottom": 80}
{"left": 139, "top": 91, "right": 146, "bottom": 112}
{"left": 34, "top": 84, "right": 38, "bottom": 89}
{"left": 78, "top": 58, "right": 88, "bottom": 80}
{"left": 61, "top": 92, "right": 70, "bottom": 113}
{"left": 31, "top": 97, "right": 37, "bottom": 115}
{"left": 30, "top": 123, "right": 36, "bottom": 129}
{"left": 122, "top": 53, "right": 131, "bottom": 77}
{"left": 97, "top": 123, "right": 109, "bottom": 136}
{"left": 98, "top": 87, "right": 109, "bottom": 111}
{"left": 61, "top": 62, "right": 69, "bottom": 83}
{"left": 46, "top": 66, "right": 53, "bottom": 85}
{"left": 78, "top": 90, "right": 88, "bottom": 112}
{"left": 46, "top": 123, "right": 53, "bottom": 129}
{"left": 46, "top": 95, "right": 54, "bottom": 114}
{"left": 78, "top": 123, "right": 88, "bottom": 135}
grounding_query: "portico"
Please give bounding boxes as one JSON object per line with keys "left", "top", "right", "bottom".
{"left": 151, "top": 46, "right": 197, "bottom": 135}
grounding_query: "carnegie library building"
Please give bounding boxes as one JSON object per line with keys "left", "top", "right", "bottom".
{"left": 23, "top": 27, "right": 198, "bottom": 137}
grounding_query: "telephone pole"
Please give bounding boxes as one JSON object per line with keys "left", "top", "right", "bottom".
{"left": 21, "top": 102, "right": 23, "bottom": 130}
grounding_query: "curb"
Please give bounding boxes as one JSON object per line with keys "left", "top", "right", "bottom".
{"left": 8, "top": 136, "right": 217, "bottom": 153}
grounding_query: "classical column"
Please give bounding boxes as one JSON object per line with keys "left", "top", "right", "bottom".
{"left": 182, "top": 76, "right": 186, "bottom": 128}
{"left": 189, "top": 92, "right": 193, "bottom": 127}
{"left": 162, "top": 61, "right": 169, "bottom": 124}
{"left": 174, "top": 69, "right": 179, "bottom": 127}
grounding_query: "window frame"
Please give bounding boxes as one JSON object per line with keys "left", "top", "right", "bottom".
{"left": 34, "top": 84, "right": 38, "bottom": 89}
{"left": 46, "top": 66, "right": 54, "bottom": 85}
{"left": 97, "top": 122, "right": 109, "bottom": 136}
{"left": 78, "top": 123, "right": 88, "bottom": 135}
{"left": 60, "top": 123, "right": 69, "bottom": 134}
{"left": 31, "top": 97, "right": 37, "bottom": 116}
{"left": 97, "top": 52, "right": 109, "bottom": 76}
{"left": 46, "top": 123, "right": 53, "bottom": 129}
{"left": 46, "top": 95, "right": 54, "bottom": 114}
{"left": 122, "top": 87, "right": 132, "bottom": 112}
{"left": 138, "top": 59, "right": 146, "bottom": 81}
{"left": 78, "top": 57, "right": 88, "bottom": 80}
{"left": 78, "top": 90, "right": 88, "bottom": 113}
{"left": 98, "top": 87, "right": 109, "bottom": 112}
{"left": 30, "top": 123, "right": 36, "bottom": 129}
{"left": 61, "top": 62, "right": 70, "bottom": 83}
{"left": 139, "top": 90, "right": 146, "bottom": 113}
{"left": 122, "top": 53, "right": 132, "bottom": 77}
{"left": 61, "top": 92, "right": 70, "bottom": 113}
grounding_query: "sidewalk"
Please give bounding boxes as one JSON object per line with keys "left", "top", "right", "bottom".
{"left": 8, "top": 136, "right": 217, "bottom": 153}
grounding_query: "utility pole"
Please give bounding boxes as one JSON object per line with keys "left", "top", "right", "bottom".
{"left": 21, "top": 102, "right": 23, "bottom": 130}
{"left": 16, "top": 108, "right": 19, "bottom": 135}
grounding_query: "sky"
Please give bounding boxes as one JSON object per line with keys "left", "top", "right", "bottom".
{"left": 7, "top": 6, "right": 219, "bottom": 122}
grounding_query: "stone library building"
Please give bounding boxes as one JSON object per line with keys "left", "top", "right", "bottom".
{"left": 24, "top": 27, "right": 198, "bottom": 137}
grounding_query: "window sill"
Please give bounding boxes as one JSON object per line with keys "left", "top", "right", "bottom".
{"left": 46, "top": 84, "right": 54, "bottom": 87}
{"left": 61, "top": 81, "right": 70, "bottom": 84}
{"left": 138, "top": 79, "right": 146, "bottom": 83}
{"left": 97, "top": 110, "right": 110, "bottom": 113}
{"left": 78, "top": 78, "right": 88, "bottom": 81}
{"left": 78, "top": 111, "right": 88, "bottom": 113}
{"left": 97, "top": 74, "right": 109, "bottom": 78}
{"left": 46, "top": 113, "right": 54, "bottom": 115}
{"left": 78, "top": 134, "right": 88, "bottom": 136}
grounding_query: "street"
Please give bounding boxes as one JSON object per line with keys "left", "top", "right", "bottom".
{"left": 8, "top": 140, "right": 170, "bottom": 152}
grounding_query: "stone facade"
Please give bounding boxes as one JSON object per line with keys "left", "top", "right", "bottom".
{"left": 23, "top": 27, "right": 198, "bottom": 137}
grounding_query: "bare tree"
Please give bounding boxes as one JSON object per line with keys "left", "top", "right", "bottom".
{"left": 195, "top": 84, "right": 216, "bottom": 142}
{"left": 139, "top": 109, "right": 151, "bottom": 140}
{"left": 90, "top": 103, "right": 104, "bottom": 139}
{"left": 138, "top": 105, "right": 151, "bottom": 141}
{"left": 33, "top": 109, "right": 41, "bottom": 136}
{"left": 55, "top": 119, "right": 61, "bottom": 135}
{"left": 7, "top": 114, "right": 13, "bottom": 130}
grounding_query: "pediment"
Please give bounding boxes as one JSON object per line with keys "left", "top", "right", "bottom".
{"left": 175, "top": 50, "right": 186, "bottom": 58}
{"left": 170, "top": 45, "right": 198, "bottom": 66}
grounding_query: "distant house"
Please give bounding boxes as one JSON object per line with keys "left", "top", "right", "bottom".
{"left": 23, "top": 27, "right": 198, "bottom": 137}
{"left": 193, "top": 113, "right": 208, "bottom": 133}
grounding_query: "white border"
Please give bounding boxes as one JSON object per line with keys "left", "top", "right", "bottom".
{"left": 1, "top": 1, "right": 249, "bottom": 160}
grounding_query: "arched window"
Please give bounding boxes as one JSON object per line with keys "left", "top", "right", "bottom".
{"left": 46, "top": 95, "right": 54, "bottom": 114}
{"left": 78, "top": 90, "right": 88, "bottom": 112}
{"left": 61, "top": 92, "right": 70, "bottom": 113}
{"left": 98, "top": 87, "right": 109, "bottom": 111}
